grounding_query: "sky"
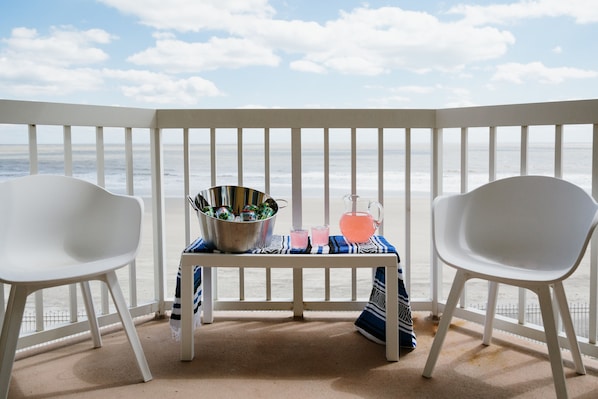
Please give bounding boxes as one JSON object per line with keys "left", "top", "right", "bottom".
{"left": 1, "top": 0, "right": 597, "bottom": 110}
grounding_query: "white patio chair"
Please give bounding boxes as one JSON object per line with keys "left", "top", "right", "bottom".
{"left": 422, "top": 175, "right": 598, "bottom": 399}
{"left": 0, "top": 174, "right": 152, "bottom": 399}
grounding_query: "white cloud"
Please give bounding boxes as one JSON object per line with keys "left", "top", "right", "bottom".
{"left": 2, "top": 26, "right": 114, "bottom": 67}
{"left": 449, "top": 0, "right": 598, "bottom": 26}
{"left": 98, "top": 0, "right": 275, "bottom": 32}
{"left": 0, "top": 26, "right": 223, "bottom": 105}
{"left": 127, "top": 36, "right": 280, "bottom": 72}
{"left": 367, "top": 95, "right": 411, "bottom": 107}
{"left": 103, "top": 69, "right": 222, "bottom": 104}
{"left": 286, "top": 7, "right": 514, "bottom": 75}
{"left": 444, "top": 87, "right": 475, "bottom": 108}
{"left": 368, "top": 84, "right": 474, "bottom": 108}
{"left": 290, "top": 60, "right": 327, "bottom": 74}
{"left": 492, "top": 62, "right": 598, "bottom": 84}
{"left": 0, "top": 26, "right": 113, "bottom": 96}
{"left": 0, "top": 58, "right": 103, "bottom": 96}
{"left": 391, "top": 85, "right": 438, "bottom": 95}
{"left": 105, "top": 3, "right": 515, "bottom": 76}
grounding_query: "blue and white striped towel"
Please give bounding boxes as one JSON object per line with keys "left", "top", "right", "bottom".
{"left": 170, "top": 234, "right": 416, "bottom": 348}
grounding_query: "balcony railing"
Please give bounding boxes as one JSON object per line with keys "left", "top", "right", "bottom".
{"left": 1, "top": 99, "right": 598, "bottom": 359}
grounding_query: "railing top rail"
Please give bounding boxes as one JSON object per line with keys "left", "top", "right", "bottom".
{"left": 155, "top": 108, "right": 436, "bottom": 129}
{"left": 436, "top": 99, "right": 598, "bottom": 128}
{"left": 2, "top": 98, "right": 598, "bottom": 130}
{"left": 0, "top": 99, "right": 157, "bottom": 128}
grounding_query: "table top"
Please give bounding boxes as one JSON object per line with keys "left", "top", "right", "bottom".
{"left": 183, "top": 234, "right": 400, "bottom": 259}
{"left": 180, "top": 235, "right": 402, "bottom": 274}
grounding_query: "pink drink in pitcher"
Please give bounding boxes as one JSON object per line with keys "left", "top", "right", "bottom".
{"left": 339, "top": 194, "right": 384, "bottom": 244}
{"left": 339, "top": 212, "right": 376, "bottom": 243}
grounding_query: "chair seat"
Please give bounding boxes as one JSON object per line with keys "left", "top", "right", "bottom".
{"left": 0, "top": 252, "right": 135, "bottom": 285}
{"left": 440, "top": 250, "right": 569, "bottom": 285}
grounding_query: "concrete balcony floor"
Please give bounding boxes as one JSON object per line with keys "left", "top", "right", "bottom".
{"left": 9, "top": 311, "right": 598, "bottom": 399}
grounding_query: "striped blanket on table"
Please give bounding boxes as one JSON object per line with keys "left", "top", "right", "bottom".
{"left": 170, "top": 235, "right": 416, "bottom": 349}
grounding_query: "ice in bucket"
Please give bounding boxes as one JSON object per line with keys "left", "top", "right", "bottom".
{"left": 190, "top": 185, "right": 284, "bottom": 253}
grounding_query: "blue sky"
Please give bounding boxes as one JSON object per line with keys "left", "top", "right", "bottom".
{"left": 1, "top": 0, "right": 597, "bottom": 110}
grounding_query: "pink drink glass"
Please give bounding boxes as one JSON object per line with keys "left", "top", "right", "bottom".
{"left": 290, "top": 229, "right": 309, "bottom": 249}
{"left": 311, "top": 225, "right": 329, "bottom": 246}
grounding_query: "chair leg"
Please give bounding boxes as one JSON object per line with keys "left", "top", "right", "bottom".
{"left": 0, "top": 286, "right": 29, "bottom": 399}
{"left": 103, "top": 271, "right": 152, "bottom": 382}
{"left": 482, "top": 281, "right": 499, "bottom": 345}
{"left": 537, "top": 285, "right": 569, "bottom": 399}
{"left": 423, "top": 270, "right": 468, "bottom": 378}
{"left": 553, "top": 282, "right": 585, "bottom": 375}
{"left": 80, "top": 281, "right": 102, "bottom": 348}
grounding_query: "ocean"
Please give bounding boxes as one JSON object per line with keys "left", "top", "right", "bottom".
{"left": 1, "top": 140, "right": 593, "bottom": 198}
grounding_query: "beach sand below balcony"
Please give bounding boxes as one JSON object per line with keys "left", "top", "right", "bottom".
{"left": 141, "top": 196, "right": 595, "bottom": 316}
{"left": 136, "top": 196, "right": 436, "bottom": 305}
{"left": 32, "top": 193, "right": 593, "bottom": 328}
{"left": 126, "top": 195, "right": 593, "bottom": 317}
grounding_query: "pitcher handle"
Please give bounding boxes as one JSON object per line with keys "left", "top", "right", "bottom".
{"left": 370, "top": 201, "right": 384, "bottom": 227}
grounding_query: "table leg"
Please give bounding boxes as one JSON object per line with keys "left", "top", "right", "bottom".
{"left": 203, "top": 266, "right": 214, "bottom": 323}
{"left": 181, "top": 264, "right": 194, "bottom": 361}
{"left": 385, "top": 263, "right": 399, "bottom": 361}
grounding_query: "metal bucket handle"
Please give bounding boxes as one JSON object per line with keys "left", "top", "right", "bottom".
{"left": 273, "top": 198, "right": 288, "bottom": 209}
{"left": 187, "top": 195, "right": 199, "bottom": 211}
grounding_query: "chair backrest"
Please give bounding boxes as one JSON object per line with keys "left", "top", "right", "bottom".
{"left": 433, "top": 175, "right": 598, "bottom": 280}
{"left": 0, "top": 174, "right": 143, "bottom": 274}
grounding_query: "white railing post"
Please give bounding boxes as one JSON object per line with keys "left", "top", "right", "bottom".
{"left": 405, "top": 128, "right": 412, "bottom": 297}
{"left": 96, "top": 126, "right": 110, "bottom": 315}
{"left": 555, "top": 125, "right": 563, "bottom": 178}
{"left": 291, "top": 127, "right": 304, "bottom": 317}
{"left": 64, "top": 125, "right": 79, "bottom": 322}
{"left": 520, "top": 125, "right": 528, "bottom": 177}
{"left": 183, "top": 128, "right": 192, "bottom": 245}
{"left": 125, "top": 127, "right": 138, "bottom": 308}
{"left": 28, "top": 124, "right": 44, "bottom": 331}
{"left": 590, "top": 123, "right": 598, "bottom": 344}
{"left": 459, "top": 127, "right": 468, "bottom": 308}
{"left": 151, "top": 126, "right": 167, "bottom": 316}
{"left": 489, "top": 126, "right": 497, "bottom": 181}
{"left": 431, "top": 127, "right": 442, "bottom": 316}
{"left": 518, "top": 126, "right": 528, "bottom": 324}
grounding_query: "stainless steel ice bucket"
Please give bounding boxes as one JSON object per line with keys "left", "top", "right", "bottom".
{"left": 189, "top": 185, "right": 281, "bottom": 253}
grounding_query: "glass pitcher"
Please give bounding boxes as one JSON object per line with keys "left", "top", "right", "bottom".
{"left": 339, "top": 194, "right": 384, "bottom": 243}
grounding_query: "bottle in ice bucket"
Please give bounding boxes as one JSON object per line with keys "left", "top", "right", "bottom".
{"left": 215, "top": 206, "right": 234, "bottom": 220}
{"left": 201, "top": 206, "right": 214, "bottom": 217}
{"left": 339, "top": 194, "right": 383, "bottom": 243}
{"left": 257, "top": 202, "right": 275, "bottom": 220}
{"left": 241, "top": 204, "right": 258, "bottom": 221}
{"left": 243, "top": 204, "right": 259, "bottom": 212}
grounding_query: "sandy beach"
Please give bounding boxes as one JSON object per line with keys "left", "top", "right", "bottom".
{"left": 130, "top": 196, "right": 595, "bottom": 311}
{"left": 31, "top": 194, "right": 594, "bottom": 327}
{"left": 128, "top": 196, "right": 425, "bottom": 303}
